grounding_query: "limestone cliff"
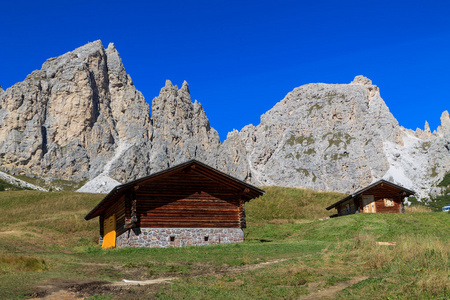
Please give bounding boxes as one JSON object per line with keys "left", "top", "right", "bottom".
{"left": 107, "top": 79, "right": 221, "bottom": 183}
{"left": 0, "top": 41, "right": 448, "bottom": 198}
{"left": 219, "top": 76, "right": 401, "bottom": 191}
{"left": 219, "top": 75, "right": 449, "bottom": 198}
{"left": 0, "top": 41, "right": 151, "bottom": 182}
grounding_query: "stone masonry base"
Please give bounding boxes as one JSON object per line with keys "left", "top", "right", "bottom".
{"left": 113, "top": 228, "right": 244, "bottom": 248}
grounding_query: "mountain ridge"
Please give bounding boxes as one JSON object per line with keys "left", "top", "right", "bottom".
{"left": 0, "top": 40, "right": 448, "bottom": 199}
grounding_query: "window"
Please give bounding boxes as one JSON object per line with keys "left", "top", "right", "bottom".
{"left": 204, "top": 236, "right": 209, "bottom": 242}
{"left": 169, "top": 236, "right": 175, "bottom": 242}
{"left": 384, "top": 198, "right": 394, "bottom": 207}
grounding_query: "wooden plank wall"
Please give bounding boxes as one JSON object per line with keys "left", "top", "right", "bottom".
{"left": 374, "top": 196, "right": 402, "bottom": 213}
{"left": 135, "top": 171, "right": 242, "bottom": 228}
{"left": 360, "top": 185, "right": 403, "bottom": 213}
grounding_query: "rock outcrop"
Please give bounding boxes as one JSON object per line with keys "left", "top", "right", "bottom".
{"left": 222, "top": 77, "right": 402, "bottom": 191}
{"left": 108, "top": 79, "right": 221, "bottom": 182}
{"left": 0, "top": 41, "right": 448, "bottom": 198}
{"left": 0, "top": 41, "right": 151, "bottom": 182}
{"left": 219, "top": 76, "right": 449, "bottom": 198}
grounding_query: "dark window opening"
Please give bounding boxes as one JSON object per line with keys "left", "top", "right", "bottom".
{"left": 170, "top": 236, "right": 175, "bottom": 242}
{"left": 204, "top": 236, "right": 209, "bottom": 242}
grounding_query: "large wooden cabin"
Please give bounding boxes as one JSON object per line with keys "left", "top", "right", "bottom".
{"left": 85, "top": 160, "right": 264, "bottom": 248}
{"left": 326, "top": 180, "right": 415, "bottom": 216}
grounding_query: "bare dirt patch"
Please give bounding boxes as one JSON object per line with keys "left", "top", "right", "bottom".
{"left": 300, "top": 276, "right": 370, "bottom": 300}
{"left": 29, "top": 258, "right": 290, "bottom": 299}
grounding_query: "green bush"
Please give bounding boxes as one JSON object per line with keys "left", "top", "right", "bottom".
{"left": 0, "top": 179, "right": 27, "bottom": 191}
{"left": 438, "top": 172, "right": 450, "bottom": 187}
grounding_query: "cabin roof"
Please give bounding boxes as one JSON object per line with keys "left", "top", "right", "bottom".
{"left": 326, "top": 179, "right": 415, "bottom": 210}
{"left": 85, "top": 159, "right": 265, "bottom": 220}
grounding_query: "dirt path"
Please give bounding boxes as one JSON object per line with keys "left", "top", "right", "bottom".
{"left": 108, "top": 277, "right": 178, "bottom": 286}
{"left": 300, "top": 276, "right": 370, "bottom": 300}
{"left": 32, "top": 258, "right": 290, "bottom": 299}
{"left": 32, "top": 259, "right": 370, "bottom": 299}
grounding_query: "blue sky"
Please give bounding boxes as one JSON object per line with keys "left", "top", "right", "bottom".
{"left": 1, "top": 0, "right": 449, "bottom": 140}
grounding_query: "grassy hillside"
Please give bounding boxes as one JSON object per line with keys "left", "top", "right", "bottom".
{"left": 245, "top": 186, "right": 345, "bottom": 221}
{"left": 0, "top": 189, "right": 448, "bottom": 299}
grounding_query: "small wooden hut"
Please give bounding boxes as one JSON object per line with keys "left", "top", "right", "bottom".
{"left": 85, "top": 160, "right": 264, "bottom": 248}
{"left": 326, "top": 179, "right": 415, "bottom": 216}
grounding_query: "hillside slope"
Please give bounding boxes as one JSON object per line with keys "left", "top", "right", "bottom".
{"left": 0, "top": 190, "right": 448, "bottom": 299}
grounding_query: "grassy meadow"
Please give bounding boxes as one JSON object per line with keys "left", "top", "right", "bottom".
{"left": 0, "top": 187, "right": 449, "bottom": 299}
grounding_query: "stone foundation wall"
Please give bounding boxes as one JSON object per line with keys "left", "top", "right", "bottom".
{"left": 113, "top": 228, "right": 244, "bottom": 248}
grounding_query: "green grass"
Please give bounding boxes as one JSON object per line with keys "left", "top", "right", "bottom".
{"left": 0, "top": 255, "right": 47, "bottom": 272}
{"left": 245, "top": 186, "right": 345, "bottom": 222}
{"left": 0, "top": 189, "right": 448, "bottom": 299}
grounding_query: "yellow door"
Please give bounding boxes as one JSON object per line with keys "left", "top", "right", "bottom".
{"left": 362, "top": 195, "right": 375, "bottom": 213}
{"left": 102, "top": 214, "right": 116, "bottom": 248}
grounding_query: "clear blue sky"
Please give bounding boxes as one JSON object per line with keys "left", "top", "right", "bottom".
{"left": 1, "top": 0, "right": 449, "bottom": 140}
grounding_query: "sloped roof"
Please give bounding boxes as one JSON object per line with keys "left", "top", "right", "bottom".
{"left": 85, "top": 159, "right": 265, "bottom": 220}
{"left": 326, "top": 179, "right": 415, "bottom": 210}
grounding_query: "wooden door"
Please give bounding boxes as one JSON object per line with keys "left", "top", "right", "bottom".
{"left": 102, "top": 214, "right": 116, "bottom": 248}
{"left": 362, "top": 195, "right": 376, "bottom": 213}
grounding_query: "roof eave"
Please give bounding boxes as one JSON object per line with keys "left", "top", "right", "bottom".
{"left": 84, "top": 185, "right": 124, "bottom": 220}
{"left": 326, "top": 194, "right": 353, "bottom": 210}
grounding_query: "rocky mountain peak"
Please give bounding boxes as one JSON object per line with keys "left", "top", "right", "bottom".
{"left": 0, "top": 40, "right": 151, "bottom": 181}
{"left": 415, "top": 121, "right": 433, "bottom": 140}
{"left": 107, "top": 42, "right": 116, "bottom": 50}
{"left": 224, "top": 77, "right": 405, "bottom": 191}
{"left": 437, "top": 110, "right": 450, "bottom": 135}
{"left": 350, "top": 75, "right": 373, "bottom": 85}
{"left": 151, "top": 80, "right": 219, "bottom": 146}
{"left": 440, "top": 110, "right": 450, "bottom": 127}
{"left": 164, "top": 79, "right": 173, "bottom": 87}
{"left": 424, "top": 121, "right": 431, "bottom": 133}
{"left": 0, "top": 41, "right": 448, "bottom": 200}
{"left": 106, "top": 42, "right": 128, "bottom": 83}
{"left": 180, "top": 80, "right": 189, "bottom": 92}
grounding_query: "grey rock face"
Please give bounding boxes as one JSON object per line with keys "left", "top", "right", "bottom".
{"left": 0, "top": 40, "right": 151, "bottom": 181}
{"left": 0, "top": 41, "right": 448, "bottom": 198}
{"left": 151, "top": 80, "right": 220, "bottom": 164}
{"left": 221, "top": 77, "right": 403, "bottom": 192}
{"left": 108, "top": 79, "right": 221, "bottom": 183}
{"left": 0, "top": 40, "right": 221, "bottom": 185}
{"left": 218, "top": 76, "right": 449, "bottom": 198}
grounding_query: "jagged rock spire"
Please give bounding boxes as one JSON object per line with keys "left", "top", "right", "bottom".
{"left": 165, "top": 79, "right": 173, "bottom": 87}
{"left": 440, "top": 110, "right": 450, "bottom": 127}
{"left": 437, "top": 110, "right": 450, "bottom": 134}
